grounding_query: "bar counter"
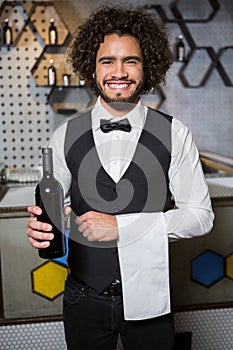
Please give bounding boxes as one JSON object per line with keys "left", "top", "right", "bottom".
{"left": 0, "top": 174, "right": 233, "bottom": 323}
{"left": 1, "top": 174, "right": 233, "bottom": 215}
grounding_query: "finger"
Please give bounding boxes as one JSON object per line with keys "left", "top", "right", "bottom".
{"left": 75, "top": 216, "right": 88, "bottom": 226}
{"left": 27, "top": 220, "right": 52, "bottom": 233}
{"left": 64, "top": 206, "right": 72, "bottom": 216}
{"left": 82, "top": 228, "right": 91, "bottom": 238}
{"left": 78, "top": 210, "right": 95, "bottom": 222}
{"left": 87, "top": 234, "right": 96, "bottom": 242}
{"left": 26, "top": 226, "right": 54, "bottom": 241}
{"left": 27, "top": 205, "right": 42, "bottom": 216}
{"left": 28, "top": 236, "right": 51, "bottom": 249}
{"left": 86, "top": 230, "right": 102, "bottom": 242}
{"left": 78, "top": 221, "right": 88, "bottom": 233}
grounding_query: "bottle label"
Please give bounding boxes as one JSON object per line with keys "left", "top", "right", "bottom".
{"left": 63, "top": 74, "right": 70, "bottom": 86}
{"left": 79, "top": 78, "right": 85, "bottom": 86}
{"left": 177, "top": 47, "right": 185, "bottom": 62}
{"left": 50, "top": 30, "right": 56, "bottom": 44}
{"left": 5, "top": 29, "right": 12, "bottom": 45}
{"left": 48, "top": 70, "right": 56, "bottom": 85}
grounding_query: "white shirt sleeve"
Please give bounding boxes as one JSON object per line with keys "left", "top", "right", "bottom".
{"left": 116, "top": 118, "right": 214, "bottom": 242}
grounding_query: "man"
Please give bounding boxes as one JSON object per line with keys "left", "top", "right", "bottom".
{"left": 27, "top": 5, "right": 214, "bottom": 350}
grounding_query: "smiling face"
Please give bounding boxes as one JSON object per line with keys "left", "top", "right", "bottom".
{"left": 94, "top": 33, "right": 144, "bottom": 112}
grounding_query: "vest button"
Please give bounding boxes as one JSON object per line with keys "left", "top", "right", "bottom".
{"left": 113, "top": 248, "right": 118, "bottom": 255}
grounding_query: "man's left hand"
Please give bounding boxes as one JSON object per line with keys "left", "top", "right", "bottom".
{"left": 76, "top": 211, "right": 118, "bottom": 242}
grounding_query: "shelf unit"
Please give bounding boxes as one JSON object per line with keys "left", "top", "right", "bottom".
{"left": 27, "top": 1, "right": 70, "bottom": 47}
{"left": 143, "top": 1, "right": 232, "bottom": 88}
{"left": 27, "top": 1, "right": 90, "bottom": 112}
{"left": 1, "top": 0, "right": 232, "bottom": 116}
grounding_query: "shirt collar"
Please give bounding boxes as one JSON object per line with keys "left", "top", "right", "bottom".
{"left": 92, "top": 96, "right": 147, "bottom": 131}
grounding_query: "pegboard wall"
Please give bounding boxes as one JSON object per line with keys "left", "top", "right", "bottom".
{"left": 0, "top": 0, "right": 233, "bottom": 169}
{"left": 0, "top": 1, "right": 57, "bottom": 168}
{"left": 0, "top": 0, "right": 82, "bottom": 169}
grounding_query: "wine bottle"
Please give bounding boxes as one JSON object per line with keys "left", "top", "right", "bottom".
{"left": 35, "top": 147, "right": 66, "bottom": 259}
{"left": 47, "top": 59, "right": 56, "bottom": 86}
{"left": 48, "top": 17, "right": 58, "bottom": 45}
{"left": 176, "top": 34, "right": 185, "bottom": 62}
{"left": 2, "top": 18, "right": 12, "bottom": 46}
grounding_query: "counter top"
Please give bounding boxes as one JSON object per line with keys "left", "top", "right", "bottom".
{"left": 0, "top": 176, "right": 233, "bottom": 218}
{"left": 0, "top": 185, "right": 35, "bottom": 218}
{"left": 206, "top": 176, "right": 233, "bottom": 206}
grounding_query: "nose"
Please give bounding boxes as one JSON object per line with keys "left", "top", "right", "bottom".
{"left": 111, "top": 61, "right": 128, "bottom": 79}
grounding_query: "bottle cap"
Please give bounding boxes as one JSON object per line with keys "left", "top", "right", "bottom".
{"left": 42, "top": 147, "right": 52, "bottom": 154}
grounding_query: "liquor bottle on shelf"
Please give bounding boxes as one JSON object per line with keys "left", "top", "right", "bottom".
{"left": 2, "top": 18, "right": 13, "bottom": 46}
{"left": 48, "top": 17, "right": 58, "bottom": 45}
{"left": 47, "top": 59, "right": 57, "bottom": 86}
{"left": 35, "top": 147, "right": 66, "bottom": 259}
{"left": 176, "top": 34, "right": 185, "bottom": 62}
{"left": 63, "top": 74, "right": 70, "bottom": 86}
{"left": 79, "top": 76, "right": 86, "bottom": 87}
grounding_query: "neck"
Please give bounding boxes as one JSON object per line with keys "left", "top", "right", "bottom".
{"left": 100, "top": 97, "right": 140, "bottom": 117}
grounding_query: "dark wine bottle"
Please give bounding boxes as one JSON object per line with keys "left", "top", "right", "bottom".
{"left": 176, "top": 34, "right": 185, "bottom": 62}
{"left": 35, "top": 147, "right": 66, "bottom": 259}
{"left": 47, "top": 59, "right": 56, "bottom": 86}
{"left": 48, "top": 17, "right": 58, "bottom": 45}
{"left": 2, "top": 18, "right": 12, "bottom": 46}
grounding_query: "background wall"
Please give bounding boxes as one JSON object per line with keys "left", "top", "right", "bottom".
{"left": 0, "top": 0, "right": 233, "bottom": 349}
{"left": 0, "top": 0, "right": 232, "bottom": 169}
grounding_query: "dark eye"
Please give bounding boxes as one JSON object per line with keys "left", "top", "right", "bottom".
{"left": 126, "top": 60, "right": 137, "bottom": 65}
{"left": 102, "top": 60, "right": 112, "bottom": 65}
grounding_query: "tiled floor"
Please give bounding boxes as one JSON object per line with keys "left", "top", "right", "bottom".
{"left": 1, "top": 308, "right": 233, "bottom": 350}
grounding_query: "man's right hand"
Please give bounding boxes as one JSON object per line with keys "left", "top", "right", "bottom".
{"left": 26, "top": 205, "right": 54, "bottom": 249}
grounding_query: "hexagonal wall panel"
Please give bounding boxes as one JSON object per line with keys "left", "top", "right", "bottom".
{"left": 218, "top": 47, "right": 233, "bottom": 86}
{"left": 141, "top": 86, "right": 166, "bottom": 110}
{"left": 226, "top": 253, "right": 233, "bottom": 280}
{"left": 191, "top": 250, "right": 224, "bottom": 287}
{"left": 47, "top": 85, "right": 95, "bottom": 114}
{"left": 170, "top": 0, "right": 220, "bottom": 22}
{"left": 178, "top": 48, "right": 213, "bottom": 87}
{"left": 28, "top": 2, "right": 69, "bottom": 46}
{"left": 0, "top": 1, "right": 29, "bottom": 47}
{"left": 31, "top": 49, "right": 73, "bottom": 87}
{"left": 32, "top": 260, "right": 68, "bottom": 301}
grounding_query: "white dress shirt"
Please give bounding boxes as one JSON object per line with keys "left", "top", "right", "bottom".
{"left": 48, "top": 97, "right": 214, "bottom": 320}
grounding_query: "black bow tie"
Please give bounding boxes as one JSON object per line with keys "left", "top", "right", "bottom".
{"left": 100, "top": 118, "right": 132, "bottom": 133}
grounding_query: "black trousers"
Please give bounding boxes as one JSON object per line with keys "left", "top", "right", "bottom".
{"left": 63, "top": 275, "right": 174, "bottom": 350}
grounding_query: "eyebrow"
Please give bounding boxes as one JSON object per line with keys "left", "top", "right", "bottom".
{"left": 98, "top": 56, "right": 141, "bottom": 63}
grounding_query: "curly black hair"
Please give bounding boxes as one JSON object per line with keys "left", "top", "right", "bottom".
{"left": 66, "top": 4, "right": 173, "bottom": 94}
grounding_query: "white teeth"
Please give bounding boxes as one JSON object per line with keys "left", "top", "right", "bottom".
{"left": 108, "top": 83, "right": 129, "bottom": 89}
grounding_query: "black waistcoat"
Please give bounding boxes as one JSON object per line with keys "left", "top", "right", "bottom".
{"left": 64, "top": 107, "right": 172, "bottom": 293}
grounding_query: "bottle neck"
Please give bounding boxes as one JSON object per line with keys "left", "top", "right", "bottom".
{"left": 43, "top": 169, "right": 54, "bottom": 178}
{"left": 42, "top": 150, "right": 54, "bottom": 178}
